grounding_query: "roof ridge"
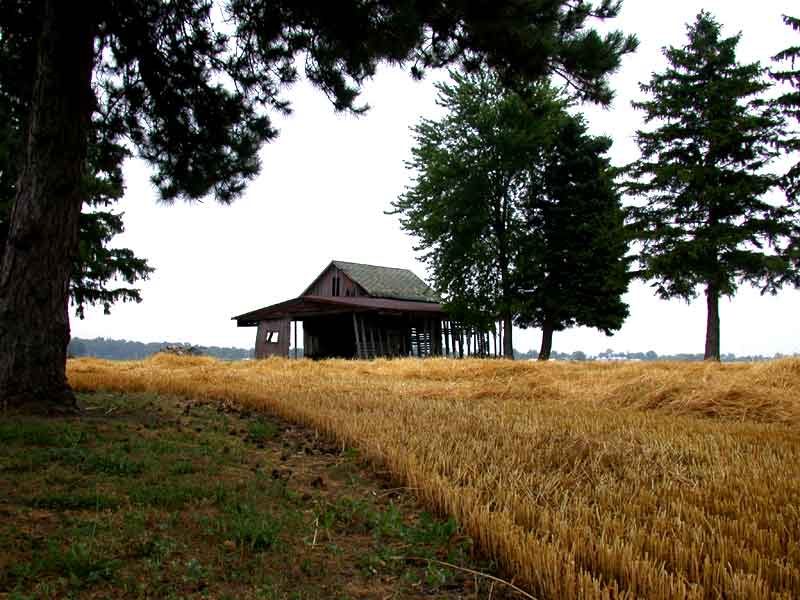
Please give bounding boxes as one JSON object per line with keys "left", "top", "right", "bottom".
{"left": 332, "top": 259, "right": 414, "bottom": 272}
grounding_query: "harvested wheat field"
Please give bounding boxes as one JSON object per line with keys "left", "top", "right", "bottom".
{"left": 69, "top": 356, "right": 800, "bottom": 599}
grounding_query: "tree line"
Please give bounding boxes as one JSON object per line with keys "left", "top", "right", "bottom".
{"left": 514, "top": 349, "right": 799, "bottom": 362}
{"left": 392, "top": 12, "right": 800, "bottom": 362}
{"left": 67, "top": 337, "right": 254, "bottom": 361}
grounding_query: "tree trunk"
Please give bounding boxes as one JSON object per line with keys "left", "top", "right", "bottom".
{"left": 0, "top": 0, "right": 96, "bottom": 413}
{"left": 502, "top": 312, "right": 514, "bottom": 359}
{"left": 704, "top": 282, "right": 720, "bottom": 361}
{"left": 538, "top": 321, "right": 554, "bottom": 361}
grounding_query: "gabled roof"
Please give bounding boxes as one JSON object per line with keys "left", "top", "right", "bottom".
{"left": 305, "top": 260, "right": 439, "bottom": 303}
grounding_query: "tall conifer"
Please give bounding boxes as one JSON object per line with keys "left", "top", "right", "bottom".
{"left": 627, "top": 12, "right": 799, "bottom": 360}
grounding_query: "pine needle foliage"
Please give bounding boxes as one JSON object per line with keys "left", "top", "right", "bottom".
{"left": 0, "top": 0, "right": 153, "bottom": 318}
{"left": 626, "top": 11, "right": 800, "bottom": 361}
{"left": 772, "top": 14, "right": 800, "bottom": 199}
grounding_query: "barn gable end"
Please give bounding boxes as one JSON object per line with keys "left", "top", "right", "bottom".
{"left": 301, "top": 260, "right": 438, "bottom": 302}
{"left": 302, "top": 262, "right": 366, "bottom": 298}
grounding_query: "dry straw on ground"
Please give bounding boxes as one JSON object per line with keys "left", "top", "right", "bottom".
{"left": 69, "top": 356, "right": 800, "bottom": 599}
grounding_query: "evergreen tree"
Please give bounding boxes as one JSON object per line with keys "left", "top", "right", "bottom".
{"left": 515, "top": 115, "right": 630, "bottom": 360}
{"left": 772, "top": 15, "right": 800, "bottom": 198}
{"left": 0, "top": 0, "right": 638, "bottom": 410}
{"left": 0, "top": 0, "right": 151, "bottom": 314}
{"left": 626, "top": 12, "right": 799, "bottom": 361}
{"left": 0, "top": 38, "right": 153, "bottom": 320}
{"left": 390, "top": 73, "right": 567, "bottom": 357}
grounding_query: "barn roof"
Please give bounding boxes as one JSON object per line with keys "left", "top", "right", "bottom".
{"left": 326, "top": 260, "right": 438, "bottom": 302}
{"left": 233, "top": 295, "right": 444, "bottom": 326}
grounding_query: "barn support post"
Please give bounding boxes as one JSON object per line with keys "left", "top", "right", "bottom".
{"left": 360, "top": 314, "right": 369, "bottom": 359}
{"left": 444, "top": 321, "right": 450, "bottom": 357}
{"left": 368, "top": 320, "right": 376, "bottom": 359}
{"left": 376, "top": 322, "right": 385, "bottom": 357}
{"left": 293, "top": 321, "right": 298, "bottom": 359}
{"left": 352, "top": 313, "right": 362, "bottom": 359}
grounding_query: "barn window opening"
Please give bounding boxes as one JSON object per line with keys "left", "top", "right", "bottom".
{"left": 332, "top": 275, "right": 340, "bottom": 296}
{"left": 264, "top": 330, "right": 280, "bottom": 344}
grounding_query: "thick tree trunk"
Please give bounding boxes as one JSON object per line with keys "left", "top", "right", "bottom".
{"left": 704, "top": 282, "right": 720, "bottom": 361}
{"left": 0, "top": 1, "right": 95, "bottom": 412}
{"left": 502, "top": 312, "right": 514, "bottom": 359}
{"left": 538, "top": 321, "right": 554, "bottom": 361}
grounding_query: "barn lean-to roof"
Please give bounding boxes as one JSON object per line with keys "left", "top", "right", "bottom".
{"left": 303, "top": 260, "right": 439, "bottom": 303}
{"left": 233, "top": 295, "right": 445, "bottom": 326}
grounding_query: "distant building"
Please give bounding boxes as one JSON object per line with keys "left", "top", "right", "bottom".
{"left": 233, "top": 260, "right": 455, "bottom": 359}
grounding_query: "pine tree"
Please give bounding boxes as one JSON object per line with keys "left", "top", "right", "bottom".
{"left": 0, "top": 0, "right": 638, "bottom": 410}
{"left": 627, "top": 12, "right": 800, "bottom": 361}
{"left": 516, "top": 115, "right": 630, "bottom": 360}
{"left": 0, "top": 0, "right": 152, "bottom": 318}
{"left": 773, "top": 15, "right": 800, "bottom": 198}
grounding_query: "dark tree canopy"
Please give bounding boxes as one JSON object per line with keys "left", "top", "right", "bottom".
{"left": 391, "top": 72, "right": 630, "bottom": 360}
{"left": 515, "top": 115, "right": 630, "bottom": 360}
{"left": 626, "top": 12, "right": 800, "bottom": 361}
{"left": 0, "top": 0, "right": 637, "bottom": 410}
{"left": 0, "top": 0, "right": 152, "bottom": 318}
{"left": 73, "top": 0, "right": 638, "bottom": 205}
{"left": 773, "top": 15, "right": 800, "bottom": 199}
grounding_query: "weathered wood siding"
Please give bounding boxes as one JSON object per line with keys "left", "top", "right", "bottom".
{"left": 305, "top": 264, "right": 365, "bottom": 298}
{"left": 255, "top": 318, "right": 291, "bottom": 358}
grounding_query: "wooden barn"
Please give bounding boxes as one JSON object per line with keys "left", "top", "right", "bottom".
{"left": 233, "top": 260, "right": 457, "bottom": 359}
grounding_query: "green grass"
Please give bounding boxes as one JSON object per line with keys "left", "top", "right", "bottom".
{"left": 0, "top": 392, "right": 516, "bottom": 599}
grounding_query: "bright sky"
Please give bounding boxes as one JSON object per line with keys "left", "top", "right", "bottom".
{"left": 71, "top": 1, "right": 800, "bottom": 357}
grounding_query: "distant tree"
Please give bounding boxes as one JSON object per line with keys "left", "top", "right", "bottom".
{"left": 0, "top": 0, "right": 637, "bottom": 411}
{"left": 626, "top": 12, "right": 799, "bottom": 361}
{"left": 391, "top": 72, "right": 568, "bottom": 357}
{"left": 570, "top": 350, "right": 588, "bottom": 361}
{"left": 515, "top": 114, "right": 630, "bottom": 360}
{"left": 772, "top": 15, "right": 800, "bottom": 198}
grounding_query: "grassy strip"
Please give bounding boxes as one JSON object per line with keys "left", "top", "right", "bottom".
{"left": 1, "top": 391, "right": 520, "bottom": 599}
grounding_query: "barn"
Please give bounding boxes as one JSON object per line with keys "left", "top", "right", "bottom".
{"left": 233, "top": 260, "right": 460, "bottom": 359}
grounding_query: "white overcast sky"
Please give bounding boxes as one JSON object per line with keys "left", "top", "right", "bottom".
{"left": 71, "top": 1, "right": 800, "bottom": 357}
